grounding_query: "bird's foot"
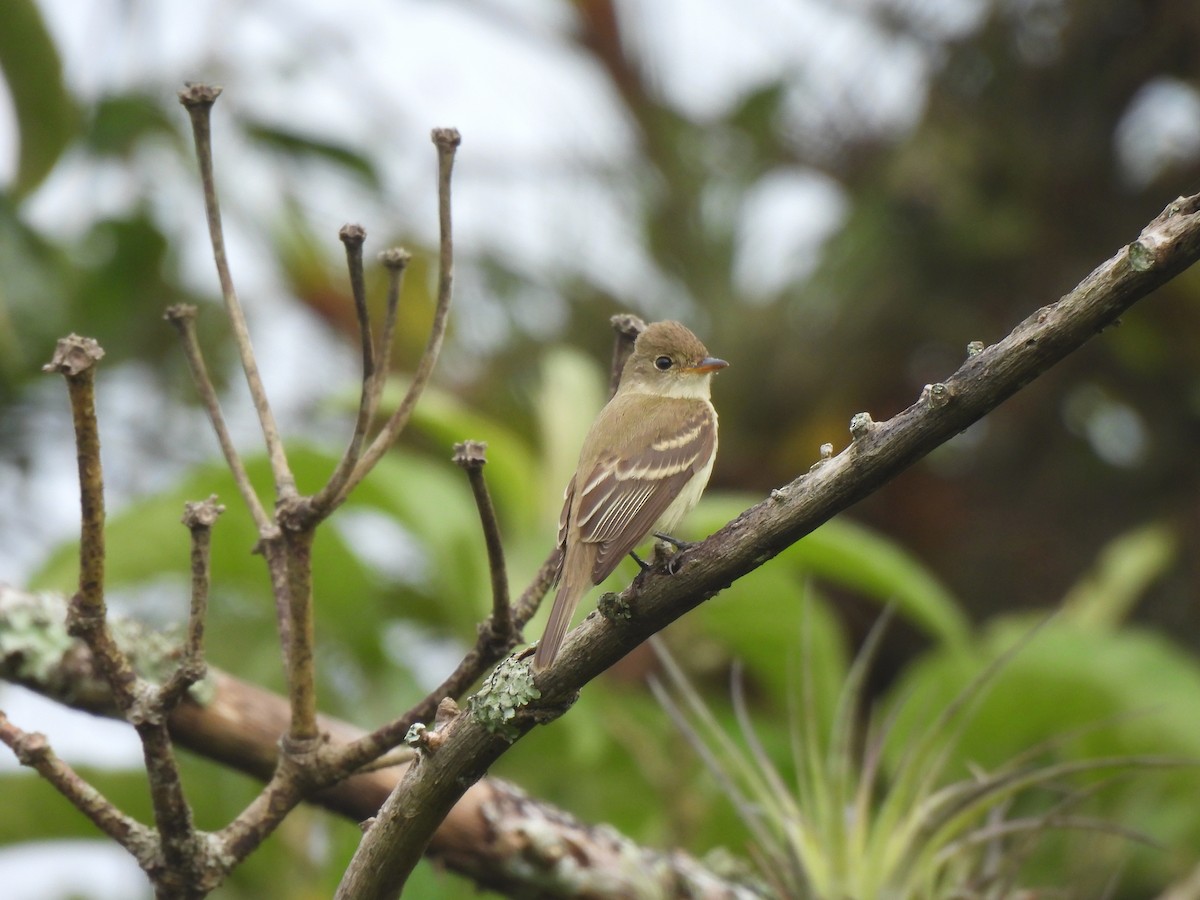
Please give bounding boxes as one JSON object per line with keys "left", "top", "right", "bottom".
{"left": 652, "top": 531, "right": 694, "bottom": 551}
{"left": 652, "top": 533, "right": 694, "bottom": 575}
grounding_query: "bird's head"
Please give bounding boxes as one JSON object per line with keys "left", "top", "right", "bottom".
{"left": 620, "top": 320, "right": 728, "bottom": 399}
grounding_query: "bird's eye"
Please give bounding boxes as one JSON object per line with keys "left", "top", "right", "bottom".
{"left": 654, "top": 355, "right": 673, "bottom": 371}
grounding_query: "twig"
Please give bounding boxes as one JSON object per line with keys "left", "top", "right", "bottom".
{"left": 159, "top": 497, "right": 223, "bottom": 708}
{"left": 335, "top": 128, "right": 461, "bottom": 508}
{"left": 342, "top": 223, "right": 375, "bottom": 381}
{"left": 511, "top": 548, "right": 564, "bottom": 628}
{"left": 453, "top": 441, "right": 512, "bottom": 633}
{"left": 329, "top": 630, "right": 517, "bottom": 778}
{"left": 311, "top": 227, "right": 378, "bottom": 512}
{"left": 164, "top": 305, "right": 291, "bottom": 665}
{"left": 178, "top": 83, "right": 295, "bottom": 500}
{"left": 260, "top": 538, "right": 294, "bottom": 673}
{"left": 137, "top": 718, "right": 205, "bottom": 894}
{"left": 0, "top": 712, "right": 155, "bottom": 859}
{"left": 44, "top": 337, "right": 214, "bottom": 896}
{"left": 164, "top": 305, "right": 272, "bottom": 533}
{"left": 325, "top": 459, "right": 538, "bottom": 776}
{"left": 331, "top": 191, "right": 1200, "bottom": 896}
{"left": 373, "top": 248, "right": 411, "bottom": 406}
{"left": 215, "top": 767, "right": 309, "bottom": 867}
{"left": 43, "top": 336, "right": 138, "bottom": 708}
{"left": 607, "top": 313, "right": 645, "bottom": 397}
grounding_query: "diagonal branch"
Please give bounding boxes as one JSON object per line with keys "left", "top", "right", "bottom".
{"left": 178, "top": 83, "right": 295, "bottom": 500}
{"left": 308, "top": 243, "right": 413, "bottom": 519}
{"left": 164, "top": 305, "right": 273, "bottom": 534}
{"left": 372, "top": 248, "right": 411, "bottom": 407}
{"left": 334, "top": 192, "right": 1200, "bottom": 897}
{"left": 0, "top": 713, "right": 156, "bottom": 860}
{"left": 322, "top": 442, "right": 521, "bottom": 773}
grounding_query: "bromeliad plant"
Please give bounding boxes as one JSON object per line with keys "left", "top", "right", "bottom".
{"left": 651, "top": 611, "right": 1174, "bottom": 899}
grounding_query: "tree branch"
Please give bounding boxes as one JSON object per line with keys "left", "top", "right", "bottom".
{"left": 42, "top": 336, "right": 137, "bottom": 708}
{"left": 327, "top": 440, "right": 523, "bottom": 768}
{"left": 0, "top": 586, "right": 760, "bottom": 898}
{"left": 41, "top": 344, "right": 224, "bottom": 897}
{"left": 164, "top": 305, "right": 273, "bottom": 534}
{"left": 373, "top": 248, "right": 410, "bottom": 405}
{"left": 311, "top": 225, "right": 378, "bottom": 510}
{"left": 334, "top": 128, "right": 460, "bottom": 509}
{"left": 334, "top": 191, "right": 1200, "bottom": 896}
{"left": 453, "top": 440, "right": 513, "bottom": 636}
{"left": 178, "top": 83, "right": 295, "bottom": 500}
{"left": 607, "top": 312, "right": 645, "bottom": 397}
{"left": 0, "top": 712, "right": 157, "bottom": 861}
{"left": 159, "top": 497, "right": 222, "bottom": 708}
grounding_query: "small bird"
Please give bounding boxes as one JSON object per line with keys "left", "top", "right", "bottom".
{"left": 532, "top": 320, "right": 727, "bottom": 672}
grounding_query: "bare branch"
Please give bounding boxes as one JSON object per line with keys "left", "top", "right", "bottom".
{"left": 453, "top": 441, "right": 512, "bottom": 633}
{"left": 336, "top": 128, "right": 461, "bottom": 507}
{"left": 165, "top": 305, "right": 272, "bottom": 533}
{"left": 607, "top": 313, "right": 645, "bottom": 397}
{"left": 215, "top": 765, "right": 309, "bottom": 868}
{"left": 0, "top": 712, "right": 156, "bottom": 860}
{"left": 43, "top": 335, "right": 138, "bottom": 708}
{"left": 511, "top": 547, "right": 564, "bottom": 628}
{"left": 282, "top": 528, "right": 319, "bottom": 742}
{"left": 178, "top": 83, "right": 295, "bottom": 499}
{"left": 159, "top": 497, "right": 223, "bottom": 708}
{"left": 373, "top": 248, "right": 411, "bottom": 403}
{"left": 310, "top": 227, "right": 379, "bottom": 512}
{"left": 342, "top": 223, "right": 375, "bottom": 381}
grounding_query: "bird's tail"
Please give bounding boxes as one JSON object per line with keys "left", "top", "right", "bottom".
{"left": 532, "top": 548, "right": 590, "bottom": 672}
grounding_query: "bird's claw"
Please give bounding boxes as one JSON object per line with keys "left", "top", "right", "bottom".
{"left": 652, "top": 531, "right": 694, "bottom": 551}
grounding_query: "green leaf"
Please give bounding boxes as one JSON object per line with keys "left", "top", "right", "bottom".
{"left": 243, "top": 121, "right": 380, "bottom": 188}
{"left": 0, "top": 0, "right": 79, "bottom": 197}
{"left": 1060, "top": 520, "right": 1178, "bottom": 630}
{"left": 85, "top": 92, "right": 183, "bottom": 158}
{"left": 885, "top": 615, "right": 1200, "bottom": 886}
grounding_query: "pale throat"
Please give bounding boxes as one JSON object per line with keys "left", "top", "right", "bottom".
{"left": 626, "top": 372, "right": 715, "bottom": 400}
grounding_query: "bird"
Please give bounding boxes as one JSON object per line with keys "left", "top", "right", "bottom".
{"left": 532, "top": 320, "right": 727, "bottom": 672}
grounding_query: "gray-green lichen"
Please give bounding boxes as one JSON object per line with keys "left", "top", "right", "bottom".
{"left": 597, "top": 591, "right": 630, "bottom": 621}
{"left": 467, "top": 656, "right": 541, "bottom": 742}
{"left": 0, "top": 586, "right": 216, "bottom": 708}
{"left": 0, "top": 590, "right": 74, "bottom": 684}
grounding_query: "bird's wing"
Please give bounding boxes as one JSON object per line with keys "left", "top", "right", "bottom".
{"left": 572, "top": 399, "right": 717, "bottom": 584}
{"left": 551, "top": 479, "right": 574, "bottom": 585}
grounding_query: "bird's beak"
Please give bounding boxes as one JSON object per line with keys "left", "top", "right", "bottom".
{"left": 687, "top": 356, "right": 729, "bottom": 374}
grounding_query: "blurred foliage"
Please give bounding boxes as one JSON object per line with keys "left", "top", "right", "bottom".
{"left": 0, "top": 0, "right": 77, "bottom": 198}
{"left": 3, "top": 0, "right": 1200, "bottom": 897}
{"left": 653, "top": 609, "right": 1191, "bottom": 899}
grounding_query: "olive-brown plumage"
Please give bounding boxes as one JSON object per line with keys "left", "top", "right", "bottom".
{"left": 533, "top": 321, "right": 727, "bottom": 672}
